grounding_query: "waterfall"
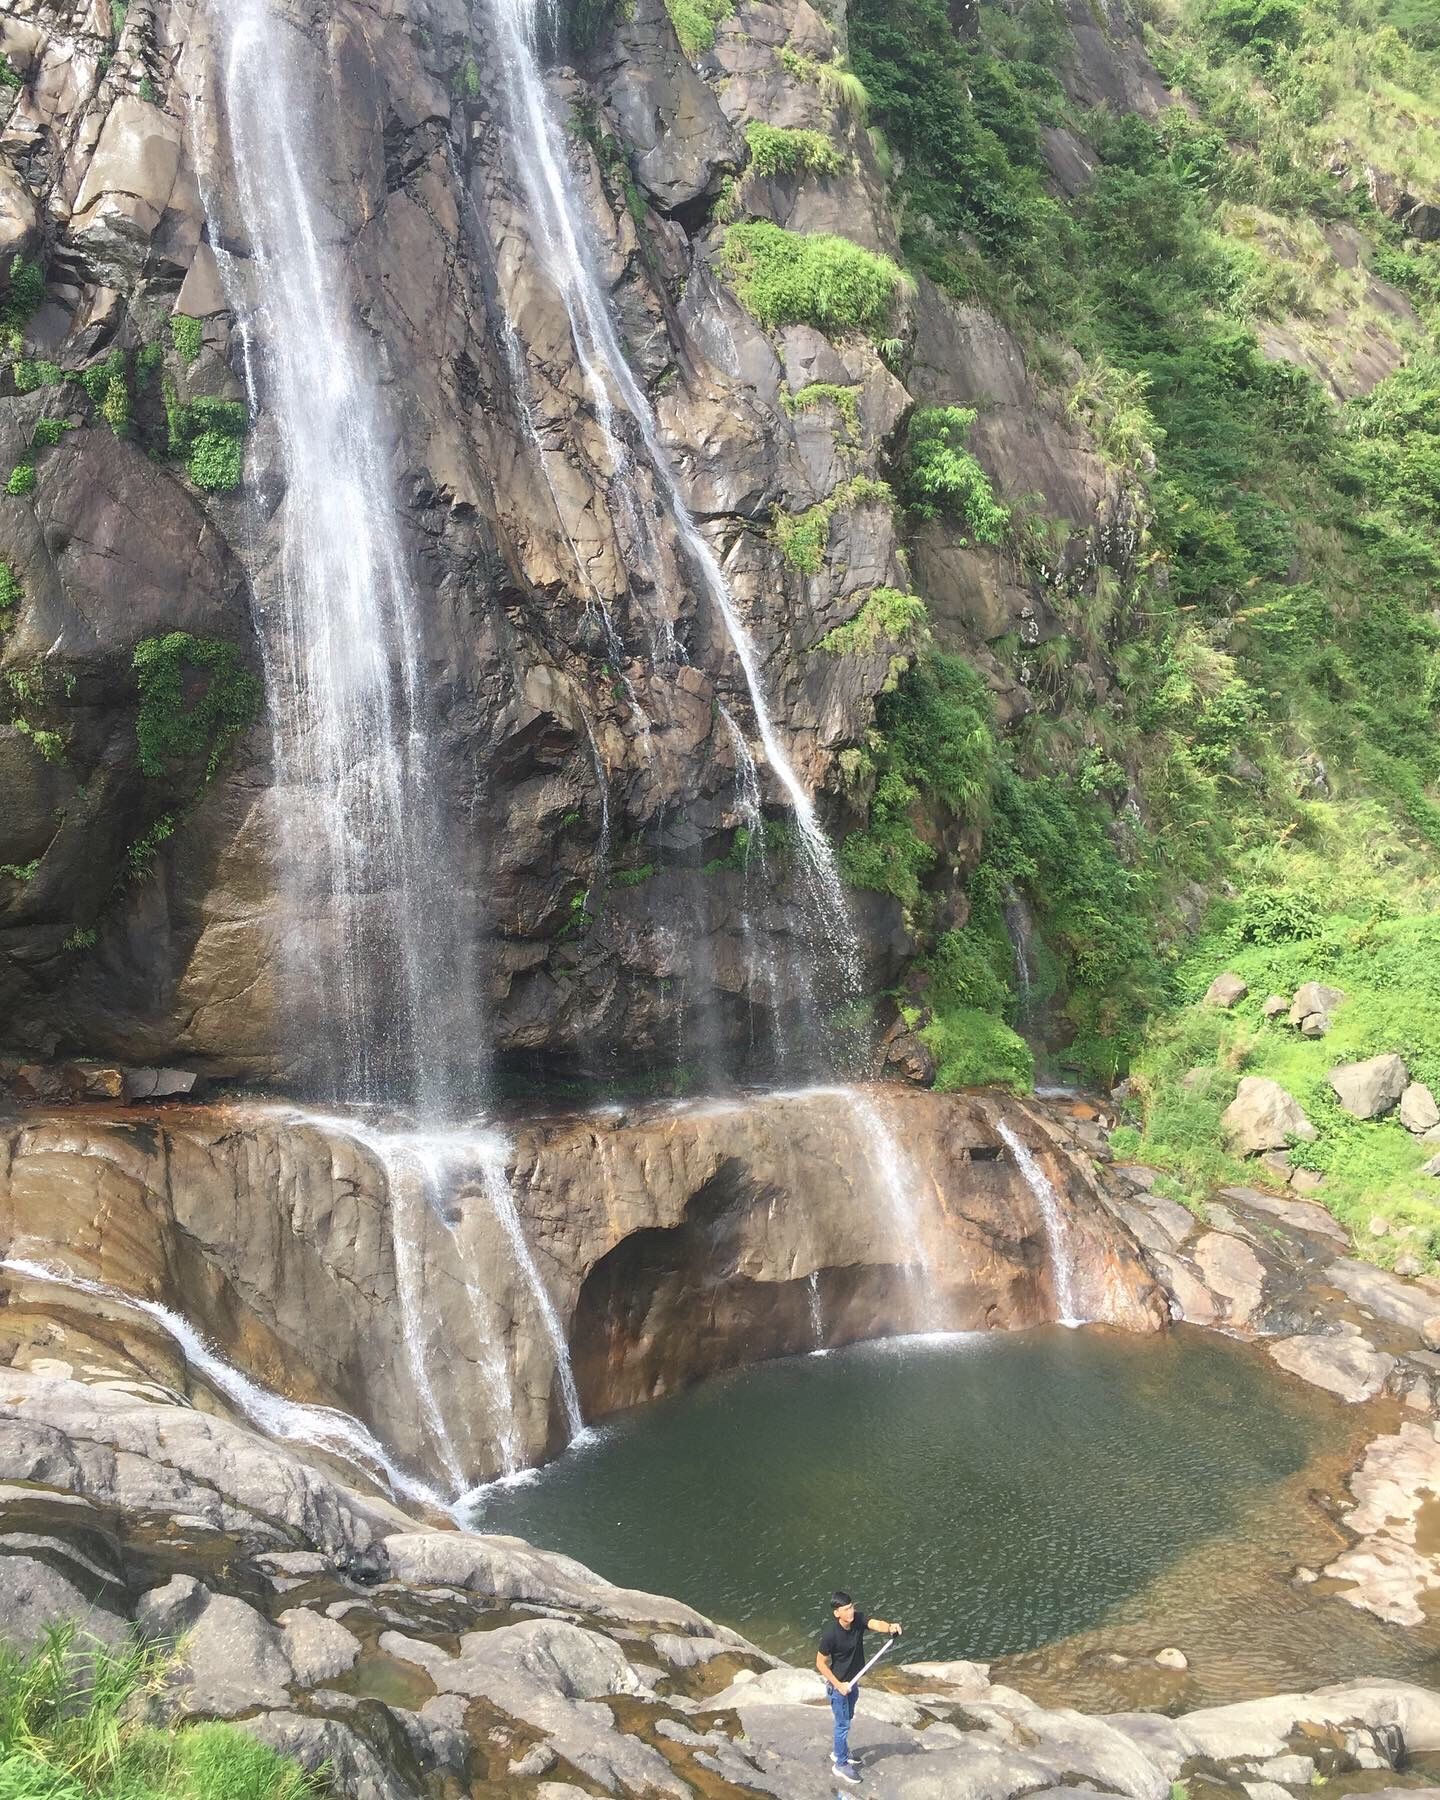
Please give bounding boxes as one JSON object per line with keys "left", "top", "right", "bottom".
{"left": 309, "top": 1114, "right": 586, "bottom": 1470}
{"left": 474, "top": 1131, "right": 587, "bottom": 1444}
{"left": 848, "top": 1088, "right": 940, "bottom": 1329}
{"left": 0, "top": 1256, "right": 452, "bottom": 1515}
{"left": 1002, "top": 883, "right": 1036, "bottom": 1029}
{"left": 720, "top": 704, "right": 787, "bottom": 1066}
{"left": 807, "top": 1269, "right": 828, "bottom": 1357}
{"left": 471, "top": 0, "right": 861, "bottom": 993}
{"left": 202, "top": 0, "right": 472, "bottom": 1114}
{"left": 993, "top": 1120, "right": 1084, "bottom": 1327}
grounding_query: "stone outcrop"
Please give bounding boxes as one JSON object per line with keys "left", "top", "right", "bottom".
{"left": 0, "top": 1085, "right": 1164, "bottom": 1489}
{"left": 1220, "top": 1077, "right": 1316, "bottom": 1155}
{"left": 1329, "top": 1054, "right": 1409, "bottom": 1120}
{"left": 1287, "top": 984, "right": 1345, "bottom": 1037}
{"left": 1204, "top": 972, "right": 1248, "bottom": 1008}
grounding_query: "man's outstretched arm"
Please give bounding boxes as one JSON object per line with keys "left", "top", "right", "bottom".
{"left": 867, "top": 1617, "right": 903, "bottom": 1636}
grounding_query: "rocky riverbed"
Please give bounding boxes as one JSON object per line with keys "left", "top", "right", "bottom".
{"left": 6, "top": 1080, "right": 1440, "bottom": 1795}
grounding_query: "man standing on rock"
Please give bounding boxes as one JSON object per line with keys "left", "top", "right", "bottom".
{"left": 816, "top": 1590, "right": 902, "bottom": 1784}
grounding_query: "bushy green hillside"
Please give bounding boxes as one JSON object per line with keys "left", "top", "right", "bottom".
{"left": 844, "top": 0, "right": 1440, "bottom": 1245}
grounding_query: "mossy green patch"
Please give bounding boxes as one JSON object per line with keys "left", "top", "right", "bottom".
{"left": 133, "top": 632, "right": 263, "bottom": 780}
{"left": 744, "top": 122, "right": 846, "bottom": 179}
{"left": 772, "top": 475, "right": 893, "bottom": 573}
{"left": 721, "top": 221, "right": 910, "bottom": 336}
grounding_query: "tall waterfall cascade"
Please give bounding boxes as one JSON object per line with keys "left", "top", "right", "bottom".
{"left": 203, "top": 0, "right": 474, "bottom": 1115}
{"left": 473, "top": 0, "right": 862, "bottom": 1003}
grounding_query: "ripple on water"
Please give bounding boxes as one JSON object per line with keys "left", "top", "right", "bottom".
{"left": 468, "top": 1325, "right": 1431, "bottom": 1697}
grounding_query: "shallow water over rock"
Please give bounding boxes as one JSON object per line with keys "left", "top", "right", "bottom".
{"left": 472, "top": 1325, "right": 1366, "bottom": 1678}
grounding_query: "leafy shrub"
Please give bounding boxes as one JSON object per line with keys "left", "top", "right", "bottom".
{"left": 5, "top": 462, "right": 36, "bottom": 497}
{"left": 0, "top": 256, "right": 44, "bottom": 337}
{"left": 169, "top": 313, "right": 203, "bottom": 362}
{"left": 0, "top": 562, "right": 19, "bottom": 623}
{"left": 664, "top": 0, "right": 732, "bottom": 57}
{"left": 31, "top": 418, "right": 71, "bottom": 450}
{"left": 721, "top": 221, "right": 910, "bottom": 336}
{"left": 12, "top": 359, "right": 62, "bottom": 395}
{"left": 744, "top": 122, "right": 846, "bottom": 179}
{"left": 188, "top": 431, "right": 244, "bottom": 491}
{"left": 133, "top": 631, "right": 263, "bottom": 779}
{"left": 78, "top": 350, "right": 126, "bottom": 408}
{"left": 818, "top": 586, "right": 928, "bottom": 653}
{"left": 917, "top": 1000, "right": 1034, "bottom": 1091}
{"left": 901, "top": 406, "right": 1009, "bottom": 539}
{"left": 1201, "top": 0, "right": 1304, "bottom": 63}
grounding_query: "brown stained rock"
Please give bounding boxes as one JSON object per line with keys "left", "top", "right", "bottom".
{"left": 1330, "top": 1054, "right": 1410, "bottom": 1121}
{"left": 1192, "top": 1233, "right": 1267, "bottom": 1328}
{"left": 602, "top": 0, "right": 740, "bottom": 209}
{"left": 0, "top": 1089, "right": 1164, "bottom": 1486}
{"left": 1220, "top": 1077, "right": 1317, "bottom": 1155}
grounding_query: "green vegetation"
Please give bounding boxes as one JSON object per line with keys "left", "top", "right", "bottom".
{"left": 169, "top": 314, "right": 203, "bottom": 363}
{"left": 13, "top": 717, "right": 65, "bottom": 763}
{"left": 663, "top": 0, "right": 731, "bottom": 58}
{"left": 779, "top": 381, "right": 861, "bottom": 439}
{"left": 31, "top": 418, "right": 72, "bottom": 450}
{"left": 1123, "top": 814, "right": 1440, "bottom": 1245}
{"left": 610, "top": 862, "right": 656, "bottom": 887}
{"left": 63, "top": 926, "right": 97, "bottom": 951}
{"left": 776, "top": 48, "right": 870, "bottom": 120}
{"left": 772, "top": 474, "right": 893, "bottom": 573}
{"left": 165, "top": 393, "right": 249, "bottom": 492}
{"left": 817, "top": 586, "right": 928, "bottom": 654}
{"left": 110, "top": 0, "right": 128, "bottom": 38}
{"left": 0, "top": 52, "right": 22, "bottom": 90}
{"left": 0, "top": 860, "right": 39, "bottom": 883}
{"left": 900, "top": 406, "right": 1009, "bottom": 540}
{"left": 133, "top": 632, "right": 263, "bottom": 780}
{"left": 0, "top": 561, "right": 20, "bottom": 628}
{"left": 125, "top": 812, "right": 176, "bottom": 882}
{"left": 1, "top": 256, "right": 44, "bottom": 345}
{"left": 744, "top": 122, "right": 846, "bottom": 180}
{"left": 6, "top": 462, "right": 36, "bottom": 497}
{"left": 721, "top": 222, "right": 910, "bottom": 336}
{"left": 0, "top": 1622, "right": 322, "bottom": 1799}
{"left": 12, "top": 359, "right": 61, "bottom": 395}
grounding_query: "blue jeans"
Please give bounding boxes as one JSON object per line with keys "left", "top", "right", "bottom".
{"left": 827, "top": 1683, "right": 858, "bottom": 1765}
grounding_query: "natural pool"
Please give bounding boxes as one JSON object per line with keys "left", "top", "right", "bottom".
{"left": 471, "top": 1324, "right": 1429, "bottom": 1699}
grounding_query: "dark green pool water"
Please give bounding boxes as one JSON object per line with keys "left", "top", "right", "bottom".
{"left": 470, "top": 1325, "right": 1342, "bottom": 1667}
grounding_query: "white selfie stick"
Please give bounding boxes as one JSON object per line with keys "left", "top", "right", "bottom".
{"left": 854, "top": 1634, "right": 899, "bottom": 1683}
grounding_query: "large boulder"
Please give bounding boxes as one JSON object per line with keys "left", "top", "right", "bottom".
{"left": 1204, "top": 973, "right": 1248, "bottom": 1009}
{"left": 1329, "top": 1054, "right": 1409, "bottom": 1121}
{"left": 1220, "top": 1077, "right": 1317, "bottom": 1155}
{"left": 1400, "top": 1083, "right": 1440, "bottom": 1134}
{"left": 1288, "top": 983, "right": 1345, "bottom": 1036}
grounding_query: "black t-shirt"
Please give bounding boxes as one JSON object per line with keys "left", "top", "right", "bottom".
{"left": 818, "top": 1610, "right": 870, "bottom": 1681}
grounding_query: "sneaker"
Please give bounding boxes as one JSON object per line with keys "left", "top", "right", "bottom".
{"left": 832, "top": 1761, "right": 863, "bottom": 1785}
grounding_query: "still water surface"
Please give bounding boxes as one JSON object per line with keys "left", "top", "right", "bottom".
{"left": 472, "top": 1326, "right": 1370, "bottom": 1679}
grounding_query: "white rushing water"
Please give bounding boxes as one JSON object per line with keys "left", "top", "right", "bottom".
{"left": 993, "top": 1120, "right": 1085, "bottom": 1327}
{"left": 0, "top": 1256, "right": 452, "bottom": 1514}
{"left": 806, "top": 1269, "right": 828, "bottom": 1356}
{"left": 298, "top": 1111, "right": 586, "bottom": 1470}
{"left": 203, "top": 0, "right": 470, "bottom": 1112}
{"left": 847, "top": 1088, "right": 940, "bottom": 1328}
{"left": 473, "top": 0, "right": 861, "bottom": 992}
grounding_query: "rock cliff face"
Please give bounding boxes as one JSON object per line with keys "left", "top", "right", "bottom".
{"left": 0, "top": 1084, "right": 1164, "bottom": 1488}
{"left": 0, "top": 0, "right": 1137, "bottom": 1088}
